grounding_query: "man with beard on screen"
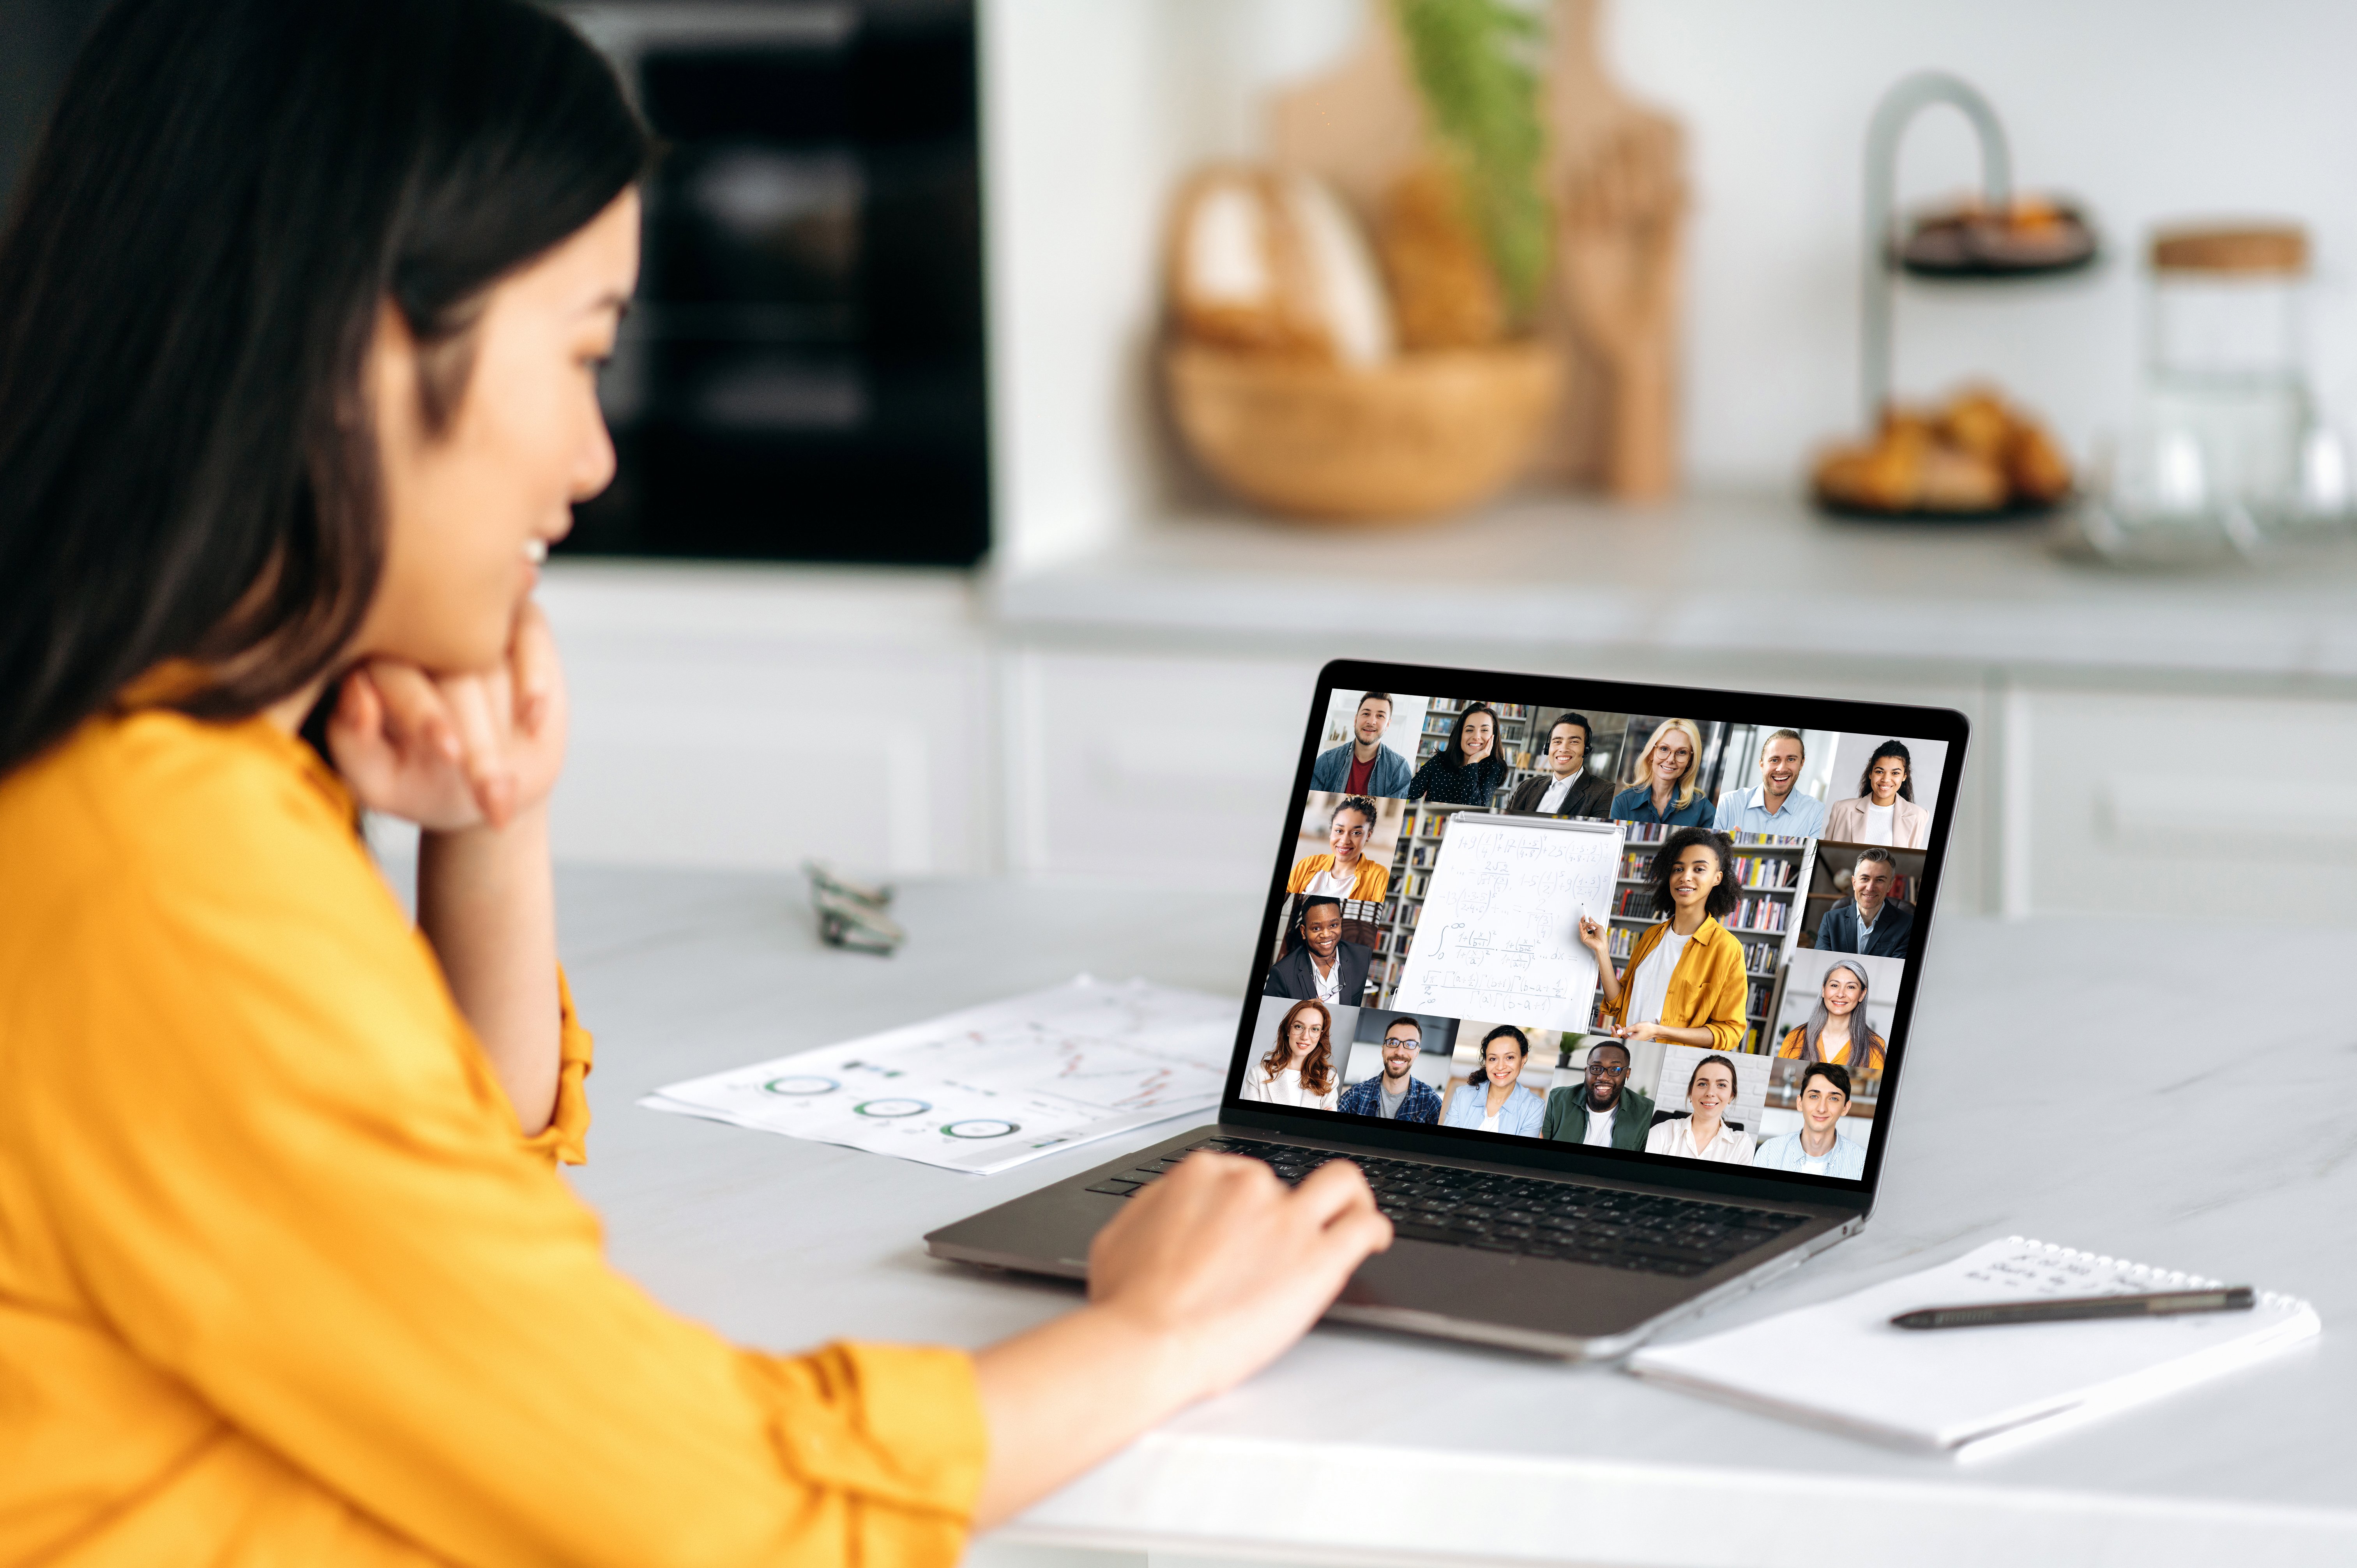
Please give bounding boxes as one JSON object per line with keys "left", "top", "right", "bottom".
{"left": 1541, "top": 1038, "right": 1654, "bottom": 1148}
{"left": 1336, "top": 1016, "right": 1443, "bottom": 1123}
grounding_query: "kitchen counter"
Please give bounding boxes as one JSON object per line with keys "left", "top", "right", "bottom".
{"left": 993, "top": 492, "right": 2357, "bottom": 689}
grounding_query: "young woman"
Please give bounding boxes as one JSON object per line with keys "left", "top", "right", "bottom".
{"left": 1241, "top": 999, "right": 1341, "bottom": 1109}
{"left": 1576, "top": 826, "right": 1750, "bottom": 1052}
{"left": 1406, "top": 702, "right": 1511, "bottom": 805}
{"left": 1440, "top": 1024, "right": 1546, "bottom": 1136}
{"left": 1610, "top": 717, "right": 1712, "bottom": 827}
{"left": 0, "top": 3, "right": 1389, "bottom": 1561}
{"left": 1643, "top": 1054, "right": 1756, "bottom": 1164}
{"left": 1286, "top": 794, "right": 1390, "bottom": 902}
{"left": 1776, "top": 961, "right": 1887, "bottom": 1070}
{"left": 1823, "top": 739, "right": 1930, "bottom": 848}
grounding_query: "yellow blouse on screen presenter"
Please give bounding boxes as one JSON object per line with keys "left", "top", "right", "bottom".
{"left": 1286, "top": 852, "right": 1391, "bottom": 902}
{"left": 0, "top": 709, "right": 984, "bottom": 1566}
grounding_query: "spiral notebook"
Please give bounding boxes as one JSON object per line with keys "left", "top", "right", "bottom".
{"left": 1627, "top": 1237, "right": 2320, "bottom": 1460}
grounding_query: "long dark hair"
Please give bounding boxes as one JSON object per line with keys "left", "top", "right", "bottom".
{"left": 1647, "top": 827, "right": 1738, "bottom": 920}
{"left": 0, "top": 0, "right": 649, "bottom": 778}
{"left": 1857, "top": 740, "right": 1916, "bottom": 802}
{"left": 1442, "top": 703, "right": 1500, "bottom": 769}
{"left": 1465, "top": 1023, "right": 1528, "bottom": 1088}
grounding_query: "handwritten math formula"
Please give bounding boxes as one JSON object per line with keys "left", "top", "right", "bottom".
{"left": 1395, "top": 817, "right": 1622, "bottom": 1031}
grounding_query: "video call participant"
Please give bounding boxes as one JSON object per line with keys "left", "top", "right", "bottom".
{"left": 1753, "top": 1062, "right": 1867, "bottom": 1178}
{"left": 1610, "top": 718, "right": 1713, "bottom": 827}
{"left": 1505, "top": 712, "right": 1614, "bottom": 820}
{"left": 1309, "top": 692, "right": 1410, "bottom": 798}
{"left": 1240, "top": 999, "right": 1340, "bottom": 1109}
{"left": 1776, "top": 961, "right": 1887, "bottom": 1070}
{"left": 1643, "top": 1054, "right": 1755, "bottom": 1164}
{"left": 1814, "top": 847, "right": 1913, "bottom": 959}
{"left": 1286, "top": 794, "right": 1390, "bottom": 902}
{"left": 1337, "top": 1016, "right": 1443, "bottom": 1122}
{"left": 1263, "top": 895, "right": 1373, "bottom": 1006}
{"left": 1540, "top": 1039, "right": 1653, "bottom": 1148}
{"left": 1712, "top": 728, "right": 1826, "bottom": 839}
{"left": 1577, "top": 826, "right": 1750, "bottom": 1053}
{"left": 1406, "top": 703, "right": 1511, "bottom": 806}
{"left": 1824, "top": 739, "right": 1929, "bottom": 848}
{"left": 1440, "top": 1025, "right": 1546, "bottom": 1136}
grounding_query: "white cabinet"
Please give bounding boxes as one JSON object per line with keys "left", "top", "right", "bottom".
{"left": 1002, "top": 646, "right": 1323, "bottom": 886}
{"left": 540, "top": 565, "right": 992, "bottom": 875}
{"left": 2003, "top": 686, "right": 2357, "bottom": 923}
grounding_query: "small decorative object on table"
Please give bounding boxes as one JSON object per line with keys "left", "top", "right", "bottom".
{"left": 804, "top": 860, "right": 903, "bottom": 955}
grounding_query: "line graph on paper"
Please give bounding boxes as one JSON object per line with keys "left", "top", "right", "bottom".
{"left": 1394, "top": 817, "right": 1622, "bottom": 1031}
{"left": 640, "top": 977, "right": 1238, "bottom": 1173}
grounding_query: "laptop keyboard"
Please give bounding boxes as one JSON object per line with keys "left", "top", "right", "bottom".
{"left": 1084, "top": 1136, "right": 1810, "bottom": 1278}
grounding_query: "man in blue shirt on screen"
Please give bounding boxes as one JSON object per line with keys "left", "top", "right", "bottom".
{"left": 1713, "top": 728, "right": 1827, "bottom": 839}
{"left": 1754, "top": 1061, "right": 1868, "bottom": 1178}
{"left": 1309, "top": 692, "right": 1412, "bottom": 798}
{"left": 1336, "top": 1016, "right": 1442, "bottom": 1122}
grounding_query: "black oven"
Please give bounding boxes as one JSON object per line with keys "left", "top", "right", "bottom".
{"left": 564, "top": 1, "right": 989, "bottom": 567}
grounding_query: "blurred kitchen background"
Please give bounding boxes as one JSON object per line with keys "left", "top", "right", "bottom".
{"left": 9, "top": 0, "right": 2357, "bottom": 922}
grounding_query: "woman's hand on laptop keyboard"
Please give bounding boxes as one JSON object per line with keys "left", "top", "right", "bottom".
{"left": 969, "top": 1152, "right": 1390, "bottom": 1528}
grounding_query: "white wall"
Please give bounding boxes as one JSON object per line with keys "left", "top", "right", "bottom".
{"left": 981, "top": 0, "right": 2357, "bottom": 551}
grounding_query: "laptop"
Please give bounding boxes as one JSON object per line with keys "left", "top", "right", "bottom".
{"left": 927, "top": 659, "right": 1968, "bottom": 1359}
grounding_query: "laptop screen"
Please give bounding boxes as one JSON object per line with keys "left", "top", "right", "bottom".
{"left": 1229, "top": 664, "right": 1969, "bottom": 1193}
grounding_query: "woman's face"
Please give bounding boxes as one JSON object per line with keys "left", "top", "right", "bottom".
{"left": 1483, "top": 1037, "right": 1523, "bottom": 1090}
{"left": 1286, "top": 1010, "right": 1324, "bottom": 1056}
{"left": 1652, "top": 730, "right": 1693, "bottom": 784}
{"left": 1329, "top": 808, "right": 1372, "bottom": 863}
{"left": 1868, "top": 754, "right": 1908, "bottom": 805}
{"left": 1666, "top": 844, "right": 1722, "bottom": 909}
{"left": 1821, "top": 967, "right": 1863, "bottom": 1017}
{"left": 1689, "top": 1063, "right": 1733, "bottom": 1116}
{"left": 1460, "top": 712, "right": 1494, "bottom": 759}
{"left": 354, "top": 189, "right": 641, "bottom": 673}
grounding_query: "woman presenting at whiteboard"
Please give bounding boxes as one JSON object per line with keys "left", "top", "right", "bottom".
{"left": 1576, "top": 827, "right": 1750, "bottom": 1053}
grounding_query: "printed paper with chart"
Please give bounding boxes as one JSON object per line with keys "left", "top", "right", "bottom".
{"left": 1394, "top": 816, "right": 1622, "bottom": 1032}
{"left": 641, "top": 976, "right": 1237, "bottom": 1173}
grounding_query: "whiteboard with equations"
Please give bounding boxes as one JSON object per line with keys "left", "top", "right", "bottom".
{"left": 1394, "top": 814, "right": 1624, "bottom": 1032}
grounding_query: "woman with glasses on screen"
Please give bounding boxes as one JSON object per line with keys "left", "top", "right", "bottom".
{"left": 1610, "top": 718, "right": 1714, "bottom": 827}
{"left": 1440, "top": 1024, "right": 1547, "bottom": 1136}
{"left": 1242, "top": 999, "right": 1342, "bottom": 1110}
{"left": 0, "top": 4, "right": 1390, "bottom": 1558}
{"left": 1406, "top": 702, "right": 1511, "bottom": 806}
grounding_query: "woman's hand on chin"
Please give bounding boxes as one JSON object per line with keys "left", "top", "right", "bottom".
{"left": 328, "top": 599, "right": 567, "bottom": 832}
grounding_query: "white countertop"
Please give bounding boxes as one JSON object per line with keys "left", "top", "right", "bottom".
{"left": 993, "top": 493, "right": 2357, "bottom": 685}
{"left": 556, "top": 864, "right": 2357, "bottom": 1567}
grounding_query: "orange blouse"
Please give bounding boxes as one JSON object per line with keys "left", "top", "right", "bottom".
{"left": 0, "top": 712, "right": 986, "bottom": 1565}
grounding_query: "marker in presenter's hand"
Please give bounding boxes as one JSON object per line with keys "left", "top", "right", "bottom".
{"left": 1890, "top": 1287, "right": 2255, "bottom": 1331}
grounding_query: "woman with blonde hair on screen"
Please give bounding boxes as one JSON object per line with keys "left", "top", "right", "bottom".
{"left": 1775, "top": 961, "right": 1887, "bottom": 1071}
{"left": 1823, "top": 739, "right": 1930, "bottom": 848}
{"left": 1241, "top": 999, "right": 1341, "bottom": 1109}
{"left": 0, "top": 3, "right": 1389, "bottom": 1557}
{"left": 1610, "top": 717, "right": 1713, "bottom": 827}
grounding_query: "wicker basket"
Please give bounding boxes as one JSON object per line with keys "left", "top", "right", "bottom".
{"left": 1165, "top": 340, "right": 1562, "bottom": 522}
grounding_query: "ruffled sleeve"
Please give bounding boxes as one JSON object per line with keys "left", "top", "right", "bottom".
{"left": 519, "top": 966, "right": 595, "bottom": 1167}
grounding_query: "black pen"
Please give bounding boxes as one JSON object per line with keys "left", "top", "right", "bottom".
{"left": 1891, "top": 1287, "right": 2255, "bottom": 1330}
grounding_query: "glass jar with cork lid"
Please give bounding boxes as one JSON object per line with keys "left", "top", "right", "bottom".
{"left": 2142, "top": 223, "right": 2345, "bottom": 537}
